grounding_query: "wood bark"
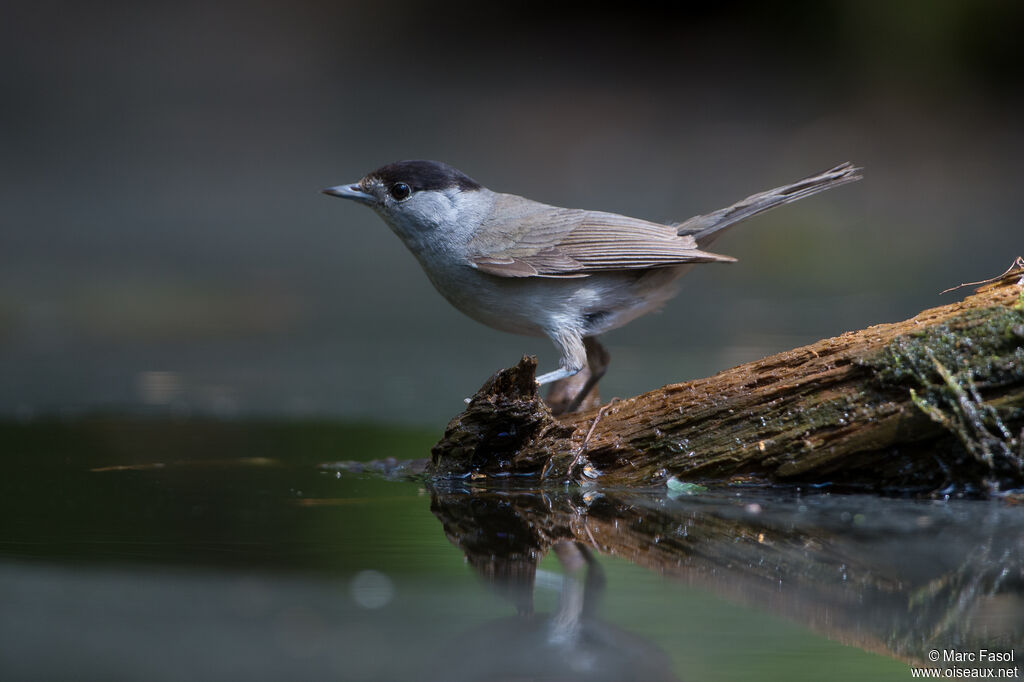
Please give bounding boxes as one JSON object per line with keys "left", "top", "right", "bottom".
{"left": 430, "top": 271, "right": 1024, "bottom": 495}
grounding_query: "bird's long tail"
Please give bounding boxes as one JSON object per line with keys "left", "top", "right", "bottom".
{"left": 673, "top": 162, "right": 861, "bottom": 247}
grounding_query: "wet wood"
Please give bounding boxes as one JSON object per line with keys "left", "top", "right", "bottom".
{"left": 431, "top": 271, "right": 1024, "bottom": 495}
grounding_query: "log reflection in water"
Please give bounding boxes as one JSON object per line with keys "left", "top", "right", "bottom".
{"left": 430, "top": 484, "right": 1024, "bottom": 666}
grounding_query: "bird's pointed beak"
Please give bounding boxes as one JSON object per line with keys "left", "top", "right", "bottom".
{"left": 322, "top": 183, "right": 375, "bottom": 205}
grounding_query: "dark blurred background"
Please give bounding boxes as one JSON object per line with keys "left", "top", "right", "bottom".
{"left": 2, "top": 0, "right": 1021, "bottom": 425}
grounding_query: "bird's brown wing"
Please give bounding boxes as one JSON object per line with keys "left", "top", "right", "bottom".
{"left": 467, "top": 194, "right": 734, "bottom": 279}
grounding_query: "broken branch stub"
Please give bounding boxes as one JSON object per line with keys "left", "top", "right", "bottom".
{"left": 430, "top": 356, "right": 574, "bottom": 478}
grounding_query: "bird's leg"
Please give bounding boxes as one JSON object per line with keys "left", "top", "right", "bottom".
{"left": 539, "top": 329, "right": 587, "bottom": 414}
{"left": 564, "top": 338, "right": 610, "bottom": 414}
{"left": 546, "top": 337, "right": 610, "bottom": 415}
{"left": 536, "top": 366, "right": 581, "bottom": 385}
{"left": 545, "top": 367, "right": 593, "bottom": 416}
{"left": 536, "top": 329, "right": 586, "bottom": 387}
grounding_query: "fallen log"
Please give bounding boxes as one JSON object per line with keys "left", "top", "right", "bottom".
{"left": 430, "top": 268, "right": 1024, "bottom": 496}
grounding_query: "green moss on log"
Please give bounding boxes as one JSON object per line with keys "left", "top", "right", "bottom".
{"left": 860, "top": 306, "right": 1024, "bottom": 493}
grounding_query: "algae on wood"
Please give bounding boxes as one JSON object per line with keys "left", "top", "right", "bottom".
{"left": 431, "top": 272, "right": 1024, "bottom": 495}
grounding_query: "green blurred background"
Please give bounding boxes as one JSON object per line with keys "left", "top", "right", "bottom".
{"left": 3, "top": 0, "right": 1021, "bottom": 425}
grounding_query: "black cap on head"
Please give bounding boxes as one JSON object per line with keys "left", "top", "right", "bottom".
{"left": 368, "top": 160, "right": 482, "bottom": 193}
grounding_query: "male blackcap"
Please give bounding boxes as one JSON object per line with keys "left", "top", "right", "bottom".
{"left": 323, "top": 160, "right": 859, "bottom": 412}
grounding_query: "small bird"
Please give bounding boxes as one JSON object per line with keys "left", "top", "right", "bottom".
{"left": 324, "top": 160, "right": 860, "bottom": 412}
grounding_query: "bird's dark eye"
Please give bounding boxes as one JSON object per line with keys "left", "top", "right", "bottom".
{"left": 389, "top": 182, "right": 412, "bottom": 201}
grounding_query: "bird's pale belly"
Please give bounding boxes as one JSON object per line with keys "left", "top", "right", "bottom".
{"left": 422, "top": 262, "right": 685, "bottom": 339}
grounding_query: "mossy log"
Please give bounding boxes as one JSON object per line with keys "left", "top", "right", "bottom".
{"left": 430, "top": 271, "right": 1024, "bottom": 495}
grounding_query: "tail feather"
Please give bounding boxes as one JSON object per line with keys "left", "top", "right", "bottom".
{"left": 673, "top": 162, "right": 861, "bottom": 247}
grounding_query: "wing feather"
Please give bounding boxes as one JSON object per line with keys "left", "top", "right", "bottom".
{"left": 467, "top": 194, "right": 734, "bottom": 279}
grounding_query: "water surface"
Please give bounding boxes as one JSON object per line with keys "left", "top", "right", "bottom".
{"left": 2, "top": 418, "right": 1020, "bottom": 680}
